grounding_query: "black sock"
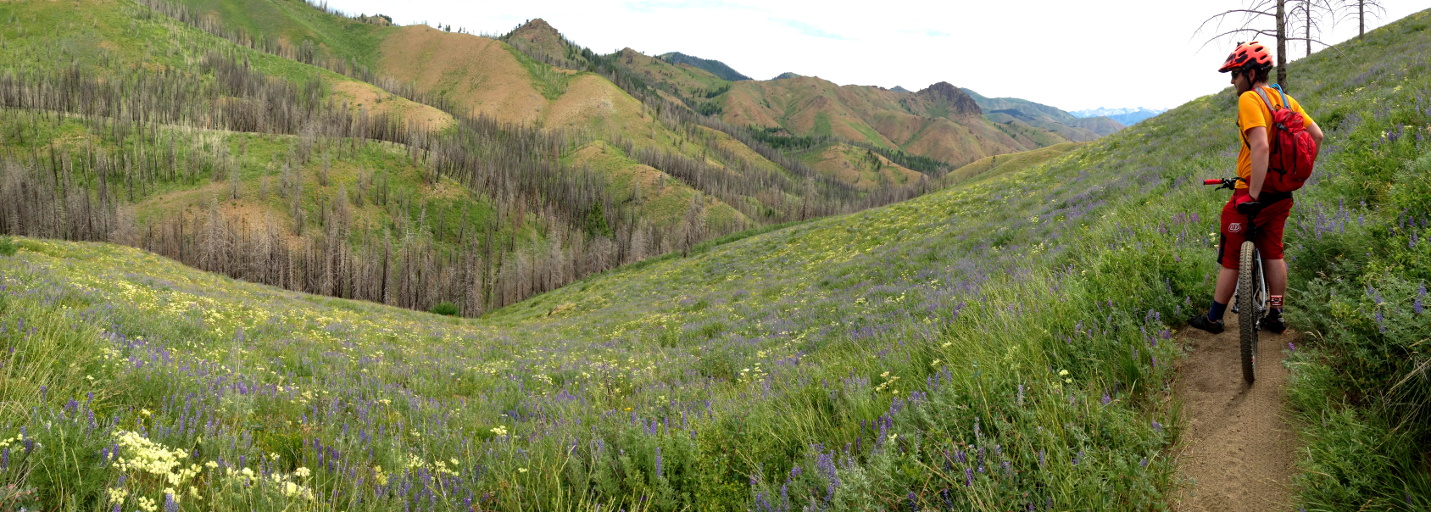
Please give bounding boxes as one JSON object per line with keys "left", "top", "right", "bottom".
{"left": 1208, "top": 300, "right": 1227, "bottom": 322}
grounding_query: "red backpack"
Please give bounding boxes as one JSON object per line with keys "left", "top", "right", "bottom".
{"left": 1249, "top": 85, "right": 1318, "bottom": 193}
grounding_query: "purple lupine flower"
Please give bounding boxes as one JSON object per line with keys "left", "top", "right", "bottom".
{"left": 1288, "top": 342, "right": 1297, "bottom": 352}
{"left": 1102, "top": 394, "right": 1111, "bottom": 406}
{"left": 654, "top": 446, "right": 663, "bottom": 479}
{"left": 1072, "top": 450, "right": 1083, "bottom": 466}
{"left": 964, "top": 468, "right": 973, "bottom": 486}
{"left": 164, "top": 492, "right": 179, "bottom": 512}
{"left": 908, "top": 492, "right": 918, "bottom": 512}
{"left": 1152, "top": 420, "right": 1163, "bottom": 431}
{"left": 1038, "top": 449, "right": 1045, "bottom": 467}
{"left": 1141, "top": 457, "right": 1149, "bottom": 468}
{"left": 1415, "top": 283, "right": 1425, "bottom": 314}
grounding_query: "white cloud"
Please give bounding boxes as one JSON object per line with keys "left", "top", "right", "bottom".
{"left": 326, "top": 0, "right": 1423, "bottom": 111}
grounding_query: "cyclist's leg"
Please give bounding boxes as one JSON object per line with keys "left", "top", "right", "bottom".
{"left": 1254, "top": 198, "right": 1293, "bottom": 309}
{"left": 1214, "top": 266, "right": 1238, "bottom": 304}
{"left": 1189, "top": 197, "right": 1245, "bottom": 332}
{"left": 1254, "top": 198, "right": 1293, "bottom": 332}
{"left": 1212, "top": 195, "right": 1249, "bottom": 316}
{"left": 1264, "top": 259, "right": 1287, "bottom": 298}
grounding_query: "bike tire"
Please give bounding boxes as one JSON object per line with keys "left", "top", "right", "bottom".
{"left": 1238, "top": 241, "right": 1259, "bottom": 384}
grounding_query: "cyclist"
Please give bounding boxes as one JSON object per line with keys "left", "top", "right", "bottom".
{"left": 1188, "top": 42, "right": 1324, "bottom": 334}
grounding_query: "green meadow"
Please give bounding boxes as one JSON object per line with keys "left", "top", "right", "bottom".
{"left": 0, "top": 4, "right": 1429, "bottom": 512}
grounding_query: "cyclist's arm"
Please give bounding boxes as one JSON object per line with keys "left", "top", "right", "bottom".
{"left": 1306, "top": 118, "right": 1324, "bottom": 146}
{"left": 1245, "top": 126, "right": 1270, "bottom": 200}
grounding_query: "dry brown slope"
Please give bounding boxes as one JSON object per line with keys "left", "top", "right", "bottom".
{"left": 378, "top": 26, "right": 547, "bottom": 126}
{"left": 329, "top": 80, "right": 454, "bottom": 131}
{"left": 722, "top": 77, "right": 1060, "bottom": 167}
{"left": 1171, "top": 316, "right": 1299, "bottom": 512}
{"left": 378, "top": 26, "right": 673, "bottom": 147}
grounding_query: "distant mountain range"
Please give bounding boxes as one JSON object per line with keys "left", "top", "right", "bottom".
{"left": 1069, "top": 107, "right": 1168, "bottom": 125}
{"left": 960, "top": 88, "right": 1124, "bottom": 140}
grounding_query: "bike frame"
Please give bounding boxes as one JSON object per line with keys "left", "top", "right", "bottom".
{"left": 1204, "top": 178, "right": 1270, "bottom": 383}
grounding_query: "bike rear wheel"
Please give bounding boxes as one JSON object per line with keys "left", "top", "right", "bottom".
{"left": 1238, "top": 241, "right": 1261, "bottom": 384}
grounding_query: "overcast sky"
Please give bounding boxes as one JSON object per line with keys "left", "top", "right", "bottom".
{"left": 324, "top": 0, "right": 1422, "bottom": 112}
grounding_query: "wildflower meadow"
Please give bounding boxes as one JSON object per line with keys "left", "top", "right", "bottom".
{"left": 0, "top": 7, "right": 1429, "bottom": 512}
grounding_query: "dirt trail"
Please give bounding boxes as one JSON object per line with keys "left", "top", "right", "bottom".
{"left": 1171, "top": 314, "right": 1299, "bottom": 512}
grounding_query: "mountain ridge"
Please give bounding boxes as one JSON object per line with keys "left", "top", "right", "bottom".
{"left": 658, "top": 51, "right": 752, "bottom": 81}
{"left": 1070, "top": 106, "right": 1167, "bottom": 125}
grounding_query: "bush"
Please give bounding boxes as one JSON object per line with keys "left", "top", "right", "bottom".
{"left": 430, "top": 301, "right": 459, "bottom": 316}
{"left": 0, "top": 236, "right": 16, "bottom": 256}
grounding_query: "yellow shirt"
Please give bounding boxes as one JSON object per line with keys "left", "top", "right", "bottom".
{"left": 1236, "top": 86, "right": 1314, "bottom": 189}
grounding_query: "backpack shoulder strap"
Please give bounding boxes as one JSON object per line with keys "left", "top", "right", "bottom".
{"left": 1254, "top": 86, "right": 1279, "bottom": 111}
{"left": 1271, "top": 84, "right": 1291, "bottom": 110}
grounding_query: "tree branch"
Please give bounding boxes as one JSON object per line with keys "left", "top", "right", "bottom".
{"left": 1195, "top": 27, "right": 1281, "bottom": 53}
{"left": 1196, "top": 8, "right": 1276, "bottom": 37}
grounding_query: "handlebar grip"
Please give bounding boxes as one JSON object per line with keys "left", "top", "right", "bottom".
{"left": 1203, "top": 179, "right": 1223, "bottom": 185}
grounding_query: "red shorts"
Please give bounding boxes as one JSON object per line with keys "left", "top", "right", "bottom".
{"left": 1218, "top": 189, "right": 1292, "bottom": 269}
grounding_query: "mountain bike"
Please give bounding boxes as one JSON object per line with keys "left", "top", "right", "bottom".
{"left": 1204, "top": 178, "right": 1268, "bottom": 384}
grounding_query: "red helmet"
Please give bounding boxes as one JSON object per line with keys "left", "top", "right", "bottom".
{"left": 1218, "top": 41, "right": 1273, "bottom": 73}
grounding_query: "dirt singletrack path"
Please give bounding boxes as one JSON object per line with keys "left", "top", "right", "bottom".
{"left": 1171, "top": 314, "right": 1300, "bottom": 512}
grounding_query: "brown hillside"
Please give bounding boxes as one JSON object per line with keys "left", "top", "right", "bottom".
{"left": 723, "top": 76, "right": 1060, "bottom": 166}
{"left": 903, "top": 82, "right": 982, "bottom": 119}
{"left": 380, "top": 26, "right": 672, "bottom": 145}
{"left": 546, "top": 73, "right": 655, "bottom": 135}
{"left": 330, "top": 79, "right": 454, "bottom": 131}
{"left": 379, "top": 26, "right": 546, "bottom": 125}
{"left": 505, "top": 18, "right": 573, "bottom": 65}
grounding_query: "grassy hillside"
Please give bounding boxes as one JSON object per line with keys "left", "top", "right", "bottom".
{"left": 615, "top": 49, "right": 729, "bottom": 112}
{"left": 793, "top": 142, "right": 926, "bottom": 190}
{"left": 1, "top": 5, "right": 1428, "bottom": 512}
{"left": 0, "top": 0, "right": 939, "bottom": 318}
{"left": 941, "top": 142, "right": 1086, "bottom": 186}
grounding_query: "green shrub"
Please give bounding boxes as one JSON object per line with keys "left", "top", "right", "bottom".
{"left": 0, "top": 236, "right": 16, "bottom": 256}
{"left": 430, "top": 301, "right": 459, "bottom": 316}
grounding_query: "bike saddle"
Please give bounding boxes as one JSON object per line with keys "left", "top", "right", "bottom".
{"left": 1235, "top": 201, "right": 1263, "bottom": 215}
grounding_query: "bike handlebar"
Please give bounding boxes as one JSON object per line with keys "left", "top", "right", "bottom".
{"left": 1204, "top": 178, "right": 1239, "bottom": 190}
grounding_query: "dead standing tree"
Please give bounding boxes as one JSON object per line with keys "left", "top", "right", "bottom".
{"left": 1292, "top": 0, "right": 1338, "bottom": 57}
{"left": 1337, "top": 0, "right": 1386, "bottom": 39}
{"left": 1197, "top": 0, "right": 1338, "bottom": 90}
